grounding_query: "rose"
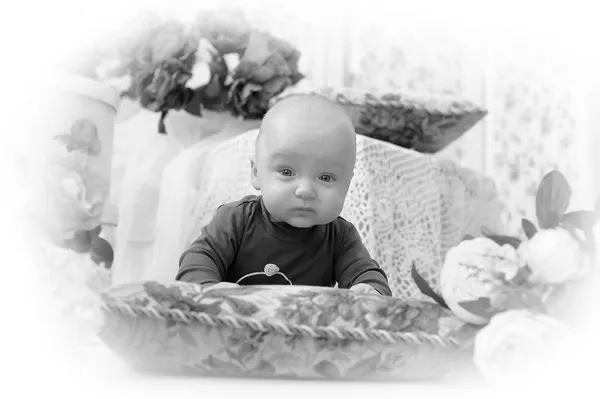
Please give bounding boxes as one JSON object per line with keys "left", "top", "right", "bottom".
{"left": 473, "top": 309, "right": 573, "bottom": 385}
{"left": 440, "top": 237, "right": 527, "bottom": 325}
{"left": 518, "top": 227, "right": 587, "bottom": 285}
{"left": 39, "top": 165, "right": 105, "bottom": 240}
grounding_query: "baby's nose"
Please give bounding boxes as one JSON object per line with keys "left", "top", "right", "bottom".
{"left": 294, "top": 179, "right": 316, "bottom": 200}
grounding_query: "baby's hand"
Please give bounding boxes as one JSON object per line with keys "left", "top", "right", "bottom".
{"left": 349, "top": 283, "right": 381, "bottom": 296}
{"left": 203, "top": 282, "right": 240, "bottom": 291}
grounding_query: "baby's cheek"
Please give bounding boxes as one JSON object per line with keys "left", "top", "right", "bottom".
{"left": 320, "top": 189, "right": 347, "bottom": 217}
{"left": 264, "top": 181, "right": 291, "bottom": 200}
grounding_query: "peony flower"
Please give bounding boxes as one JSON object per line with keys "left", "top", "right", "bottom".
{"left": 473, "top": 309, "right": 573, "bottom": 385}
{"left": 147, "top": 21, "right": 197, "bottom": 64}
{"left": 119, "top": 19, "right": 200, "bottom": 116}
{"left": 228, "top": 31, "right": 304, "bottom": 118}
{"left": 440, "top": 237, "right": 543, "bottom": 325}
{"left": 135, "top": 59, "right": 195, "bottom": 112}
{"left": 518, "top": 228, "right": 586, "bottom": 285}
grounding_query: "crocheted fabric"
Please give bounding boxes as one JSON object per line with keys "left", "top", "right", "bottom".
{"left": 98, "top": 281, "right": 480, "bottom": 380}
{"left": 271, "top": 86, "right": 488, "bottom": 153}
{"left": 186, "top": 130, "right": 501, "bottom": 300}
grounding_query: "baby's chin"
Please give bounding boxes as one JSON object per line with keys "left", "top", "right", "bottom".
{"left": 285, "top": 219, "right": 318, "bottom": 229}
{"left": 283, "top": 215, "right": 337, "bottom": 229}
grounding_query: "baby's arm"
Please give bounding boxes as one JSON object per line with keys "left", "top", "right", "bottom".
{"left": 176, "top": 204, "right": 245, "bottom": 285}
{"left": 334, "top": 222, "right": 393, "bottom": 296}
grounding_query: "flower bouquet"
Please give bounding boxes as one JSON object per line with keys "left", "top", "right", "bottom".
{"left": 412, "top": 170, "right": 599, "bottom": 384}
{"left": 87, "top": 9, "right": 304, "bottom": 134}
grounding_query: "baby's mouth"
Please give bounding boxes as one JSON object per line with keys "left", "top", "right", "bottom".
{"left": 292, "top": 207, "right": 315, "bottom": 213}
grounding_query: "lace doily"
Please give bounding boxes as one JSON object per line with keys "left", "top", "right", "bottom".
{"left": 185, "top": 130, "right": 500, "bottom": 300}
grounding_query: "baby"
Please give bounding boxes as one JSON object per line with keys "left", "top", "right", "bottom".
{"left": 176, "top": 94, "right": 392, "bottom": 296}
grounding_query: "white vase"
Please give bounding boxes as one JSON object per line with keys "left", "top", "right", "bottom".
{"left": 31, "top": 73, "right": 120, "bottom": 241}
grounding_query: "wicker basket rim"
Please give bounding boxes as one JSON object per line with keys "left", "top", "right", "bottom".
{"left": 101, "top": 299, "right": 473, "bottom": 349}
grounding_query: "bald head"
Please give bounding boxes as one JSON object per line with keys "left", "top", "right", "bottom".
{"left": 250, "top": 95, "right": 357, "bottom": 226}
{"left": 255, "top": 94, "right": 356, "bottom": 162}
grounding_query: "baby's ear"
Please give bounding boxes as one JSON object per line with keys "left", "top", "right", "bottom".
{"left": 250, "top": 157, "right": 260, "bottom": 190}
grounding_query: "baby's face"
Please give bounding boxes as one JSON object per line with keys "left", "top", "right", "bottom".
{"left": 252, "top": 98, "right": 356, "bottom": 228}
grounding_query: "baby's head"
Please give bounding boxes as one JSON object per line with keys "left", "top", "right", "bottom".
{"left": 251, "top": 94, "right": 356, "bottom": 228}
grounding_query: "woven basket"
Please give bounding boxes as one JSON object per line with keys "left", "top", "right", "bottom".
{"left": 272, "top": 86, "right": 487, "bottom": 153}
{"left": 98, "top": 281, "right": 481, "bottom": 380}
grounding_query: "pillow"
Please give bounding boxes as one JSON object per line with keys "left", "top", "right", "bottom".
{"left": 98, "top": 281, "right": 480, "bottom": 380}
{"left": 271, "top": 86, "right": 487, "bottom": 153}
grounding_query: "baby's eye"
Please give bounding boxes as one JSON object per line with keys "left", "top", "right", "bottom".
{"left": 319, "top": 174, "right": 335, "bottom": 183}
{"left": 279, "top": 169, "right": 294, "bottom": 177}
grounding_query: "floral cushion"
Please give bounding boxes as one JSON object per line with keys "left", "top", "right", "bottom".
{"left": 271, "top": 86, "right": 487, "bottom": 153}
{"left": 98, "top": 281, "right": 480, "bottom": 380}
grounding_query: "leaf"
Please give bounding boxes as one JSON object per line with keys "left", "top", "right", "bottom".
{"left": 457, "top": 297, "right": 496, "bottom": 318}
{"left": 561, "top": 211, "right": 597, "bottom": 232}
{"left": 192, "top": 301, "right": 223, "bottom": 316}
{"left": 411, "top": 262, "right": 448, "bottom": 309}
{"left": 90, "top": 236, "right": 114, "bottom": 268}
{"left": 253, "top": 360, "right": 275, "bottom": 375}
{"left": 521, "top": 218, "right": 537, "bottom": 239}
{"left": 225, "top": 297, "right": 260, "bottom": 317}
{"left": 237, "top": 342, "right": 258, "bottom": 362}
{"left": 481, "top": 227, "right": 522, "bottom": 249}
{"left": 165, "top": 319, "right": 177, "bottom": 329}
{"left": 510, "top": 266, "right": 533, "bottom": 285}
{"left": 480, "top": 226, "right": 497, "bottom": 237}
{"left": 204, "top": 355, "right": 244, "bottom": 373}
{"left": 462, "top": 234, "right": 475, "bottom": 241}
{"left": 89, "top": 225, "right": 102, "bottom": 238}
{"left": 536, "top": 170, "right": 572, "bottom": 229}
{"left": 490, "top": 289, "right": 545, "bottom": 312}
{"left": 313, "top": 360, "right": 342, "bottom": 379}
{"left": 331, "top": 351, "right": 352, "bottom": 364}
{"left": 178, "top": 329, "right": 198, "bottom": 346}
{"left": 562, "top": 225, "right": 587, "bottom": 249}
{"left": 62, "top": 230, "right": 92, "bottom": 253}
{"left": 345, "top": 354, "right": 381, "bottom": 378}
{"left": 316, "top": 312, "right": 331, "bottom": 326}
